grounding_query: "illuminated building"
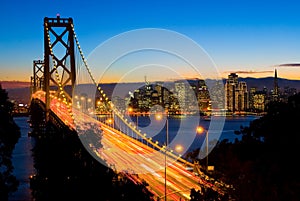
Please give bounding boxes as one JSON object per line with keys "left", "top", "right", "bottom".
{"left": 225, "top": 73, "right": 248, "bottom": 112}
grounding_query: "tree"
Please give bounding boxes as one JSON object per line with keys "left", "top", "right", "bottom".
{"left": 0, "top": 84, "right": 20, "bottom": 200}
{"left": 204, "top": 93, "right": 300, "bottom": 200}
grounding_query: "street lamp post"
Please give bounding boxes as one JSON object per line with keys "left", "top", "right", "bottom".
{"left": 155, "top": 112, "right": 168, "bottom": 201}
{"left": 196, "top": 126, "right": 209, "bottom": 169}
{"left": 205, "top": 129, "right": 208, "bottom": 169}
{"left": 112, "top": 112, "right": 114, "bottom": 129}
{"left": 136, "top": 114, "right": 139, "bottom": 132}
{"left": 165, "top": 113, "right": 168, "bottom": 201}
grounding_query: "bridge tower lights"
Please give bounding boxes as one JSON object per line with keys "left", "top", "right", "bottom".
{"left": 43, "top": 15, "right": 76, "bottom": 121}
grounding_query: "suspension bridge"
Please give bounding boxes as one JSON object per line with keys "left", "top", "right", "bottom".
{"left": 29, "top": 15, "right": 230, "bottom": 200}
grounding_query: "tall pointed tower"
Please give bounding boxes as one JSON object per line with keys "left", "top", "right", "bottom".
{"left": 273, "top": 69, "right": 279, "bottom": 101}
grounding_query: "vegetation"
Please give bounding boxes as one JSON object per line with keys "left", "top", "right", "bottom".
{"left": 0, "top": 85, "right": 20, "bottom": 200}
{"left": 190, "top": 93, "right": 300, "bottom": 200}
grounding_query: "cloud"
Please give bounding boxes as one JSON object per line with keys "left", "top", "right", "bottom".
{"left": 224, "top": 70, "right": 273, "bottom": 74}
{"left": 277, "top": 63, "right": 300, "bottom": 67}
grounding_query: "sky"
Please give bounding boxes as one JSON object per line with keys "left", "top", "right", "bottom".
{"left": 1, "top": 0, "right": 300, "bottom": 82}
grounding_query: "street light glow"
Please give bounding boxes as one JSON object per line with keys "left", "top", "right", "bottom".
{"left": 107, "top": 118, "right": 113, "bottom": 124}
{"left": 175, "top": 144, "right": 184, "bottom": 153}
{"left": 196, "top": 126, "right": 204, "bottom": 133}
{"left": 155, "top": 113, "right": 163, "bottom": 121}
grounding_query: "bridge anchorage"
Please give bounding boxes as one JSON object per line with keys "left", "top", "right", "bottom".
{"left": 29, "top": 15, "right": 232, "bottom": 200}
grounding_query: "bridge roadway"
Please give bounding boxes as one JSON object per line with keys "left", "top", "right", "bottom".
{"left": 31, "top": 91, "right": 226, "bottom": 200}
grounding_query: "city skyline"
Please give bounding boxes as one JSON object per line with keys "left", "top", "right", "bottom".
{"left": 1, "top": 0, "right": 300, "bottom": 82}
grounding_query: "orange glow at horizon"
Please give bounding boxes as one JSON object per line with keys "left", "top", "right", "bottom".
{"left": 97, "top": 67, "right": 300, "bottom": 83}
{"left": 2, "top": 67, "right": 300, "bottom": 85}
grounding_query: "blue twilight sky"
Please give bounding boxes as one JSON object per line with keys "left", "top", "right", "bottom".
{"left": 1, "top": 0, "right": 300, "bottom": 81}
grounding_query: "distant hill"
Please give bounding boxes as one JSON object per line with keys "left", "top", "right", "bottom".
{"left": 0, "top": 81, "right": 31, "bottom": 104}
{"left": 6, "top": 87, "right": 31, "bottom": 104}
{"left": 0, "top": 81, "right": 30, "bottom": 89}
{"left": 238, "top": 77, "right": 300, "bottom": 91}
{"left": 3, "top": 77, "right": 300, "bottom": 105}
{"left": 198, "top": 77, "right": 300, "bottom": 92}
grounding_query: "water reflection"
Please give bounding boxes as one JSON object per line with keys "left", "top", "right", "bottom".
{"left": 9, "top": 117, "right": 35, "bottom": 201}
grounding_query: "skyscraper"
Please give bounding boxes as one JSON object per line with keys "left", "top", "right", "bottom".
{"left": 272, "top": 69, "right": 279, "bottom": 101}
{"left": 225, "top": 73, "right": 238, "bottom": 112}
{"left": 225, "top": 73, "right": 248, "bottom": 113}
{"left": 175, "top": 80, "right": 187, "bottom": 112}
{"left": 197, "top": 79, "right": 210, "bottom": 112}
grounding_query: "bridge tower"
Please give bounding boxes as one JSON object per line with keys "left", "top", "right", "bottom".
{"left": 32, "top": 60, "right": 44, "bottom": 93}
{"left": 43, "top": 15, "right": 76, "bottom": 121}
